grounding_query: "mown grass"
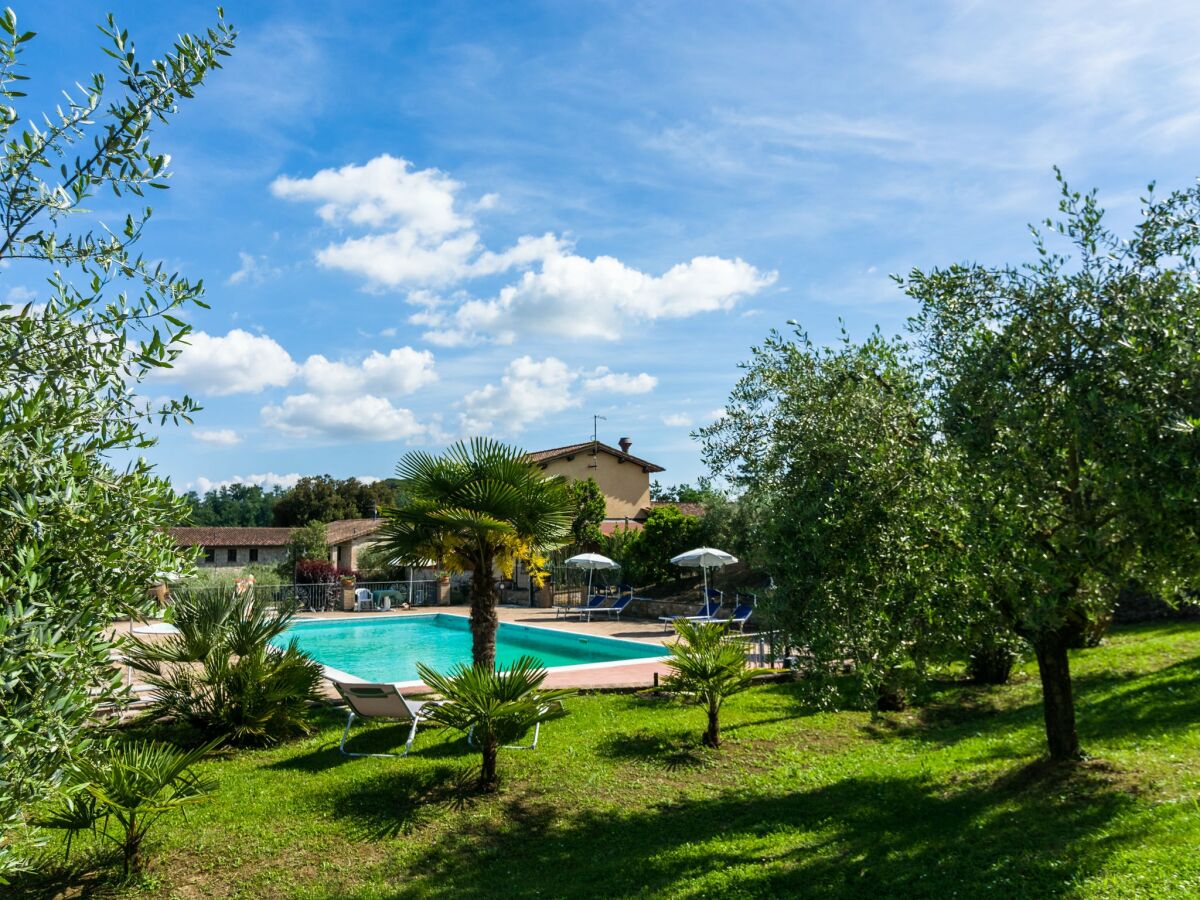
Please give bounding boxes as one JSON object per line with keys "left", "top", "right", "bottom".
{"left": 17, "top": 622, "right": 1200, "bottom": 898}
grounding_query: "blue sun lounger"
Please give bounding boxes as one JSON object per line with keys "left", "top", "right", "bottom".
{"left": 659, "top": 597, "right": 723, "bottom": 630}
{"left": 560, "top": 593, "right": 607, "bottom": 619}
{"left": 716, "top": 602, "right": 754, "bottom": 632}
{"left": 581, "top": 591, "right": 635, "bottom": 621}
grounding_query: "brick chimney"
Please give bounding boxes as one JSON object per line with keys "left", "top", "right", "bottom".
{"left": 618, "top": 436, "right": 632, "bottom": 453}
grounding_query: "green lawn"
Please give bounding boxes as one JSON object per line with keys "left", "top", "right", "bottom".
{"left": 19, "top": 622, "right": 1200, "bottom": 898}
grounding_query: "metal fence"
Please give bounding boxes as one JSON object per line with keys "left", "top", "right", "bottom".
{"left": 354, "top": 579, "right": 439, "bottom": 607}
{"left": 168, "top": 579, "right": 440, "bottom": 613}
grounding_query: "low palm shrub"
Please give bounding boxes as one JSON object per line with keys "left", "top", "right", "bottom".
{"left": 40, "top": 739, "right": 218, "bottom": 876}
{"left": 416, "top": 656, "right": 572, "bottom": 791}
{"left": 126, "top": 588, "right": 323, "bottom": 746}
{"left": 664, "top": 620, "right": 755, "bottom": 748}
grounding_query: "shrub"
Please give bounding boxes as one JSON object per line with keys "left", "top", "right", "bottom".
{"left": 279, "top": 521, "right": 328, "bottom": 578}
{"left": 0, "top": 8, "right": 235, "bottom": 878}
{"left": 664, "top": 620, "right": 755, "bottom": 748}
{"left": 630, "top": 506, "right": 702, "bottom": 586}
{"left": 126, "top": 589, "right": 323, "bottom": 746}
{"left": 356, "top": 543, "right": 407, "bottom": 581}
{"left": 416, "top": 656, "right": 572, "bottom": 791}
{"left": 295, "top": 559, "right": 336, "bottom": 584}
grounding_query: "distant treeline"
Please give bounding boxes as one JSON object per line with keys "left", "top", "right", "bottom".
{"left": 181, "top": 476, "right": 407, "bottom": 527}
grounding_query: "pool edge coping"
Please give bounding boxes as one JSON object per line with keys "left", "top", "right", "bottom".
{"left": 287, "top": 612, "right": 671, "bottom": 688}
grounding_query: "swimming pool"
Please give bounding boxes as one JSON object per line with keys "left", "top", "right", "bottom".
{"left": 273, "top": 614, "right": 665, "bottom": 684}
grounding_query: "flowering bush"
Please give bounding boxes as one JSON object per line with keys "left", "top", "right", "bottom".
{"left": 294, "top": 559, "right": 336, "bottom": 584}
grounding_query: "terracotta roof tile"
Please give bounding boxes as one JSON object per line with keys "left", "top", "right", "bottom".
{"left": 169, "top": 526, "right": 293, "bottom": 547}
{"left": 527, "top": 441, "right": 665, "bottom": 473}
{"left": 324, "top": 518, "right": 384, "bottom": 543}
{"left": 170, "top": 517, "right": 384, "bottom": 548}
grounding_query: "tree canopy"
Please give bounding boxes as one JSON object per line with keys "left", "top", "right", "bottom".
{"left": 183, "top": 484, "right": 280, "bottom": 527}
{"left": 568, "top": 477, "right": 606, "bottom": 550}
{"left": 704, "top": 173, "right": 1200, "bottom": 757}
{"left": 902, "top": 173, "right": 1200, "bottom": 757}
{"left": 0, "top": 8, "right": 235, "bottom": 876}
{"left": 270, "top": 475, "right": 405, "bottom": 527}
{"left": 701, "top": 328, "right": 970, "bottom": 706}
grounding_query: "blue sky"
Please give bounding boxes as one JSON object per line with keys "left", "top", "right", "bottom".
{"left": 16, "top": 2, "right": 1200, "bottom": 492}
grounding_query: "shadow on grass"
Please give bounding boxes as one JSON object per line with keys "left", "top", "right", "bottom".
{"left": 9, "top": 846, "right": 134, "bottom": 899}
{"left": 268, "top": 720, "right": 471, "bottom": 772}
{"left": 1075, "top": 654, "right": 1200, "bottom": 742}
{"left": 861, "top": 652, "right": 1200, "bottom": 753}
{"left": 327, "top": 764, "right": 480, "bottom": 839}
{"left": 595, "top": 729, "right": 712, "bottom": 771}
{"left": 380, "top": 759, "right": 1143, "bottom": 899}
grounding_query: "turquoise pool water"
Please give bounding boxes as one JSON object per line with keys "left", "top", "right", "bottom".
{"left": 273, "top": 614, "right": 664, "bottom": 683}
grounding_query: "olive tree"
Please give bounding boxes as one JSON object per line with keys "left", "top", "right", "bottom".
{"left": 903, "top": 173, "right": 1200, "bottom": 759}
{"left": 702, "top": 329, "right": 974, "bottom": 708}
{"left": 0, "top": 9, "right": 235, "bottom": 876}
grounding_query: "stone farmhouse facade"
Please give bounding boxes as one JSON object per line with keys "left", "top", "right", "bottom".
{"left": 171, "top": 437, "right": 689, "bottom": 582}
{"left": 528, "top": 437, "right": 666, "bottom": 533}
{"left": 169, "top": 518, "right": 385, "bottom": 573}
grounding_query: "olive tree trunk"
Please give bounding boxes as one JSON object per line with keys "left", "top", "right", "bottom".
{"left": 1033, "top": 630, "right": 1082, "bottom": 761}
{"left": 469, "top": 547, "right": 498, "bottom": 670}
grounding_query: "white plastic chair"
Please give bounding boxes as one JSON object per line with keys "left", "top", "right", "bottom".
{"left": 354, "top": 588, "right": 375, "bottom": 612}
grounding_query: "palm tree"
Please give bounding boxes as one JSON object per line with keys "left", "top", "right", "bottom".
{"left": 378, "top": 438, "right": 574, "bottom": 668}
{"left": 665, "top": 620, "right": 756, "bottom": 748}
{"left": 417, "top": 656, "right": 572, "bottom": 790}
{"left": 126, "top": 587, "right": 324, "bottom": 746}
{"left": 41, "top": 739, "right": 218, "bottom": 876}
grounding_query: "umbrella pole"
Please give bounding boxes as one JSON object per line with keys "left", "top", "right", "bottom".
{"left": 703, "top": 565, "right": 709, "bottom": 602}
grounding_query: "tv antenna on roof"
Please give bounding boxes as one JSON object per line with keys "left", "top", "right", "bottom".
{"left": 590, "top": 414, "right": 606, "bottom": 468}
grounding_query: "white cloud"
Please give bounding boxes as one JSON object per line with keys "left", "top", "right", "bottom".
{"left": 300, "top": 347, "right": 436, "bottom": 397}
{"left": 460, "top": 356, "right": 579, "bottom": 434}
{"left": 437, "top": 248, "right": 775, "bottom": 343}
{"left": 5, "top": 285, "right": 37, "bottom": 304}
{"left": 272, "top": 154, "right": 486, "bottom": 288}
{"left": 261, "top": 393, "right": 428, "bottom": 442}
{"left": 271, "top": 154, "right": 470, "bottom": 236}
{"left": 662, "top": 413, "right": 693, "bottom": 427}
{"left": 192, "top": 471, "right": 303, "bottom": 494}
{"left": 276, "top": 154, "right": 776, "bottom": 339}
{"left": 584, "top": 368, "right": 658, "bottom": 395}
{"left": 192, "top": 428, "right": 242, "bottom": 447}
{"left": 316, "top": 229, "right": 482, "bottom": 287}
{"left": 706, "top": 407, "right": 728, "bottom": 421}
{"left": 166, "top": 329, "right": 299, "bottom": 396}
{"left": 226, "top": 251, "right": 281, "bottom": 286}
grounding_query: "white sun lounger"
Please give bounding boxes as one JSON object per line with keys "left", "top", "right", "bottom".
{"left": 332, "top": 681, "right": 442, "bottom": 758}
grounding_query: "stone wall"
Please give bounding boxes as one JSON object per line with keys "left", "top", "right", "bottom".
{"left": 196, "top": 545, "right": 287, "bottom": 570}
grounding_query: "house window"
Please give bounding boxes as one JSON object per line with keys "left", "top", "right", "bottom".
{"left": 249, "top": 548, "right": 259, "bottom": 563}
{"left": 204, "top": 547, "right": 215, "bottom": 563}
{"left": 227, "top": 548, "right": 237, "bottom": 563}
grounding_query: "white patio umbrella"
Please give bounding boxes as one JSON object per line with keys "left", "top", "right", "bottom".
{"left": 670, "top": 547, "right": 738, "bottom": 600}
{"left": 564, "top": 552, "right": 620, "bottom": 603}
